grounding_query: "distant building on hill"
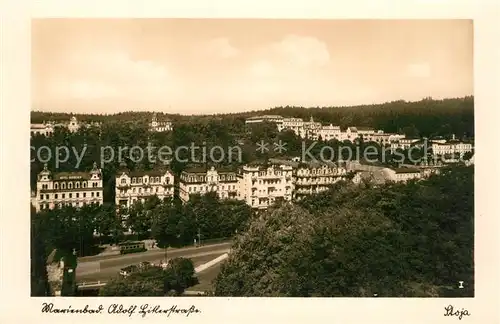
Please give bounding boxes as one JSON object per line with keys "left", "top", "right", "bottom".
{"left": 30, "top": 123, "right": 54, "bottom": 137}
{"left": 384, "top": 167, "right": 422, "bottom": 182}
{"left": 149, "top": 113, "right": 172, "bottom": 132}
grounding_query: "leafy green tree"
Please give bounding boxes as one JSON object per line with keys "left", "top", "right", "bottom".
{"left": 31, "top": 207, "right": 51, "bottom": 296}
{"left": 99, "top": 258, "right": 197, "bottom": 296}
{"left": 38, "top": 205, "right": 96, "bottom": 257}
{"left": 214, "top": 166, "right": 474, "bottom": 297}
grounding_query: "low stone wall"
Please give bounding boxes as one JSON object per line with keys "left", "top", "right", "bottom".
{"left": 194, "top": 253, "right": 228, "bottom": 273}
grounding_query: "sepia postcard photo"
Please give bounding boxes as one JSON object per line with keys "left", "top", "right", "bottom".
{"left": 29, "top": 18, "right": 476, "bottom": 299}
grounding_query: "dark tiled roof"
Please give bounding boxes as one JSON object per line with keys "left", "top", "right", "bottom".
{"left": 393, "top": 168, "right": 420, "bottom": 174}
{"left": 182, "top": 166, "right": 208, "bottom": 174}
{"left": 128, "top": 170, "right": 168, "bottom": 177}
{"left": 355, "top": 126, "right": 375, "bottom": 131}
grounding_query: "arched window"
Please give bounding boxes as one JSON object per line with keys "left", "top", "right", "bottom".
{"left": 61, "top": 183, "right": 66, "bottom": 189}
{"left": 75, "top": 182, "right": 80, "bottom": 189}
{"left": 54, "top": 183, "right": 59, "bottom": 189}
{"left": 150, "top": 177, "right": 154, "bottom": 183}
{"left": 82, "top": 182, "right": 87, "bottom": 188}
{"left": 68, "top": 182, "right": 73, "bottom": 189}
{"left": 155, "top": 177, "right": 160, "bottom": 183}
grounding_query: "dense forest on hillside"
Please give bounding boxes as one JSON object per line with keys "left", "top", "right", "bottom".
{"left": 213, "top": 165, "right": 474, "bottom": 297}
{"left": 31, "top": 96, "right": 474, "bottom": 138}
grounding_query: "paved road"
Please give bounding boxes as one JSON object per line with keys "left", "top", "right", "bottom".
{"left": 76, "top": 242, "right": 231, "bottom": 283}
{"left": 78, "top": 241, "right": 231, "bottom": 262}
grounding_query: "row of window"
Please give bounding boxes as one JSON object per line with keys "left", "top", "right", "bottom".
{"left": 118, "top": 187, "right": 174, "bottom": 194}
{"left": 187, "top": 184, "right": 236, "bottom": 193}
{"left": 296, "top": 169, "right": 345, "bottom": 176}
{"left": 252, "top": 179, "right": 288, "bottom": 185}
{"left": 39, "top": 201, "right": 100, "bottom": 209}
{"left": 183, "top": 174, "right": 236, "bottom": 183}
{"left": 39, "top": 191, "right": 101, "bottom": 200}
{"left": 40, "top": 181, "right": 101, "bottom": 190}
{"left": 123, "top": 176, "right": 172, "bottom": 184}
{"left": 296, "top": 178, "right": 340, "bottom": 184}
{"left": 249, "top": 171, "right": 292, "bottom": 177}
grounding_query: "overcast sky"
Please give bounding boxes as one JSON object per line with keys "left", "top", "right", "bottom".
{"left": 32, "top": 19, "right": 473, "bottom": 115}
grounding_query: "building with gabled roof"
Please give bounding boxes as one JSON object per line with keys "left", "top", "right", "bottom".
{"left": 179, "top": 165, "right": 238, "bottom": 203}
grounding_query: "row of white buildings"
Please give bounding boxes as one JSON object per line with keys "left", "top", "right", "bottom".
{"left": 30, "top": 116, "right": 102, "bottom": 137}
{"left": 245, "top": 115, "right": 404, "bottom": 145}
{"left": 33, "top": 159, "right": 434, "bottom": 212}
{"left": 389, "top": 134, "right": 473, "bottom": 157}
{"left": 245, "top": 115, "right": 474, "bottom": 157}
{"left": 31, "top": 114, "right": 173, "bottom": 137}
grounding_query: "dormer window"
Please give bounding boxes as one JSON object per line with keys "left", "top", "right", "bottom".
{"left": 121, "top": 178, "right": 126, "bottom": 184}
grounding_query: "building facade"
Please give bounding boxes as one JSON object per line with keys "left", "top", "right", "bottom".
{"left": 431, "top": 141, "right": 473, "bottom": 157}
{"left": 179, "top": 166, "right": 238, "bottom": 203}
{"left": 67, "top": 116, "right": 80, "bottom": 133}
{"left": 385, "top": 167, "right": 422, "bottom": 182}
{"left": 34, "top": 163, "right": 104, "bottom": 212}
{"left": 317, "top": 124, "right": 342, "bottom": 141}
{"left": 237, "top": 162, "right": 294, "bottom": 209}
{"left": 115, "top": 168, "right": 175, "bottom": 208}
{"left": 245, "top": 115, "right": 284, "bottom": 125}
{"left": 293, "top": 161, "right": 350, "bottom": 200}
{"left": 149, "top": 113, "right": 173, "bottom": 132}
{"left": 390, "top": 137, "right": 421, "bottom": 151}
{"left": 30, "top": 123, "right": 54, "bottom": 137}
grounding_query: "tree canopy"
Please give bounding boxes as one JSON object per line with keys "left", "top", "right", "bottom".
{"left": 99, "top": 257, "right": 198, "bottom": 296}
{"left": 214, "top": 166, "right": 474, "bottom": 297}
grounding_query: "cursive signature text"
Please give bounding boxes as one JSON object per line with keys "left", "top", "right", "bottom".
{"left": 444, "top": 305, "right": 470, "bottom": 320}
{"left": 41, "top": 303, "right": 104, "bottom": 314}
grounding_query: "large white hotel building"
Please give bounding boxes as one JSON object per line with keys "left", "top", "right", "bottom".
{"left": 34, "top": 162, "right": 104, "bottom": 212}
{"left": 115, "top": 166, "right": 175, "bottom": 208}
{"left": 179, "top": 166, "right": 238, "bottom": 203}
{"left": 236, "top": 162, "right": 294, "bottom": 209}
